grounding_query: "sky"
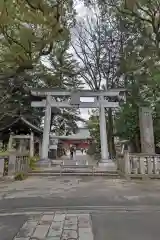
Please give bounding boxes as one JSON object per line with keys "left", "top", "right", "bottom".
{"left": 75, "top": 1, "right": 89, "bottom": 18}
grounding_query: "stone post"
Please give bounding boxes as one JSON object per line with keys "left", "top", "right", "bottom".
{"left": 39, "top": 140, "right": 42, "bottom": 156}
{"left": 30, "top": 132, "right": 34, "bottom": 157}
{"left": 41, "top": 95, "right": 52, "bottom": 160}
{"left": 0, "top": 158, "right": 4, "bottom": 177}
{"left": 99, "top": 96, "right": 109, "bottom": 162}
{"left": 139, "top": 107, "right": 155, "bottom": 154}
{"left": 8, "top": 133, "right": 13, "bottom": 151}
{"left": 147, "top": 157, "right": 153, "bottom": 174}
{"left": 19, "top": 139, "right": 23, "bottom": 152}
{"left": 139, "top": 157, "right": 146, "bottom": 175}
{"left": 153, "top": 156, "right": 158, "bottom": 174}
{"left": 18, "top": 138, "right": 27, "bottom": 153}
{"left": 124, "top": 150, "right": 131, "bottom": 175}
{"left": 8, "top": 154, "right": 16, "bottom": 177}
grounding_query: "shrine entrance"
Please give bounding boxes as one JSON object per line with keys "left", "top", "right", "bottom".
{"left": 31, "top": 88, "right": 125, "bottom": 165}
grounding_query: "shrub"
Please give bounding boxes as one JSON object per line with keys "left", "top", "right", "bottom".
{"left": 15, "top": 172, "right": 27, "bottom": 181}
{"left": 29, "top": 155, "right": 39, "bottom": 170}
{"left": 0, "top": 150, "right": 9, "bottom": 156}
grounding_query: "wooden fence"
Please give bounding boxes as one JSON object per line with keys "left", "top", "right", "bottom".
{"left": 0, "top": 152, "right": 29, "bottom": 178}
{"left": 117, "top": 151, "right": 160, "bottom": 179}
{"left": 15, "top": 154, "right": 29, "bottom": 174}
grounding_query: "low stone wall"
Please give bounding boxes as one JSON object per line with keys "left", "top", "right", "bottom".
{"left": 117, "top": 151, "right": 160, "bottom": 179}
{"left": 0, "top": 152, "right": 29, "bottom": 178}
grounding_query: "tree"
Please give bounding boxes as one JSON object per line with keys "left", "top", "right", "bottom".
{"left": 80, "top": 0, "right": 160, "bottom": 153}
{"left": 0, "top": 0, "right": 84, "bottom": 135}
{"left": 48, "top": 40, "right": 83, "bottom": 89}
{"left": 112, "top": 0, "right": 160, "bottom": 151}
{"left": 0, "top": 70, "right": 44, "bottom": 128}
{"left": 0, "top": 0, "right": 74, "bottom": 74}
{"left": 87, "top": 111, "right": 101, "bottom": 155}
{"left": 0, "top": 45, "right": 85, "bottom": 135}
{"left": 72, "top": 3, "right": 127, "bottom": 157}
{"left": 40, "top": 39, "right": 85, "bottom": 135}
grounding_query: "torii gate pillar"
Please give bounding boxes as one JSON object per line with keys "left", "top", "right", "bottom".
{"left": 41, "top": 95, "right": 52, "bottom": 160}
{"left": 99, "top": 96, "right": 109, "bottom": 161}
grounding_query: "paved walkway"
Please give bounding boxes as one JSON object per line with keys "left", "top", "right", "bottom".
{"left": 57, "top": 151, "right": 117, "bottom": 172}
{"left": 1, "top": 208, "right": 160, "bottom": 240}
{"left": 60, "top": 150, "right": 95, "bottom": 165}
{"left": 14, "top": 212, "right": 93, "bottom": 240}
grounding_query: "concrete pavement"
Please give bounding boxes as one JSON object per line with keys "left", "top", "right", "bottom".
{"left": 0, "top": 151, "right": 160, "bottom": 239}
{"left": 0, "top": 208, "right": 160, "bottom": 239}
{"left": 92, "top": 211, "right": 160, "bottom": 240}
{"left": 0, "top": 176, "right": 160, "bottom": 239}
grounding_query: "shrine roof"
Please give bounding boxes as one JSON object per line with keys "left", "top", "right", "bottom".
{"left": 55, "top": 128, "right": 92, "bottom": 140}
{"left": 0, "top": 116, "right": 43, "bottom": 134}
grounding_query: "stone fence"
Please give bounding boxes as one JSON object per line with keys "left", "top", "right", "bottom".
{"left": 0, "top": 152, "right": 29, "bottom": 179}
{"left": 117, "top": 151, "right": 160, "bottom": 179}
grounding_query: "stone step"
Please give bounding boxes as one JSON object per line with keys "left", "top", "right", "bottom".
{"left": 28, "top": 168, "right": 119, "bottom": 177}
{"left": 28, "top": 172, "right": 120, "bottom": 177}
{"left": 30, "top": 168, "right": 118, "bottom": 173}
{"left": 30, "top": 171, "right": 118, "bottom": 175}
{"left": 51, "top": 160, "right": 90, "bottom": 166}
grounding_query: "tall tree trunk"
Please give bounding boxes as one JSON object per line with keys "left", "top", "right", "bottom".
{"left": 134, "top": 132, "right": 141, "bottom": 153}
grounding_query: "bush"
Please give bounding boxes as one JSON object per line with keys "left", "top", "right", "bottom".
{"left": 87, "top": 143, "right": 100, "bottom": 155}
{"left": 15, "top": 172, "right": 27, "bottom": 181}
{"left": 29, "top": 155, "right": 39, "bottom": 170}
{"left": 0, "top": 150, "right": 9, "bottom": 156}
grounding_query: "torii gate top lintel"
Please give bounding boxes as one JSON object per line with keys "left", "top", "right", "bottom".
{"left": 31, "top": 88, "right": 126, "bottom": 97}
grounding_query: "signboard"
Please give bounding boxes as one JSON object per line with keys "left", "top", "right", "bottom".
{"left": 49, "top": 145, "right": 57, "bottom": 150}
{"left": 49, "top": 137, "right": 58, "bottom": 150}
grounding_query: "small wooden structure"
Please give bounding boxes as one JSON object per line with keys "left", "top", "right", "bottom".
{"left": 0, "top": 116, "right": 43, "bottom": 157}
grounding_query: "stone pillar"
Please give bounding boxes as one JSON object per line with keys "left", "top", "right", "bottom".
{"left": 0, "top": 158, "right": 4, "bottom": 177}
{"left": 19, "top": 139, "right": 23, "bottom": 152}
{"left": 30, "top": 132, "right": 34, "bottom": 157}
{"left": 18, "top": 137, "right": 27, "bottom": 153}
{"left": 8, "top": 154, "right": 16, "bottom": 177}
{"left": 8, "top": 133, "right": 13, "bottom": 151}
{"left": 139, "top": 107, "right": 155, "bottom": 154}
{"left": 139, "top": 157, "right": 146, "bottom": 175}
{"left": 39, "top": 140, "right": 42, "bottom": 156}
{"left": 124, "top": 150, "right": 131, "bottom": 174}
{"left": 41, "top": 95, "right": 52, "bottom": 159}
{"left": 99, "top": 96, "right": 109, "bottom": 162}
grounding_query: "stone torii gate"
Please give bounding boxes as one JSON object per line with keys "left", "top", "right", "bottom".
{"left": 31, "top": 88, "right": 125, "bottom": 165}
